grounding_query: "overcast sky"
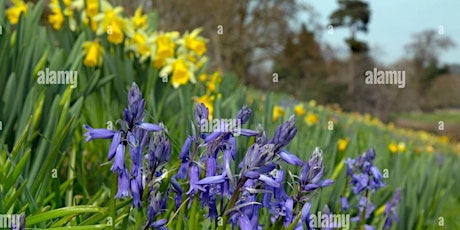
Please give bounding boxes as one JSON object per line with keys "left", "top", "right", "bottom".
{"left": 310, "top": 0, "right": 460, "bottom": 65}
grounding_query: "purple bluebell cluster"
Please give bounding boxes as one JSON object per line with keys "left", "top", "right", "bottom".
{"left": 342, "top": 148, "right": 401, "bottom": 230}
{"left": 171, "top": 106, "right": 334, "bottom": 230}
{"left": 84, "top": 83, "right": 171, "bottom": 228}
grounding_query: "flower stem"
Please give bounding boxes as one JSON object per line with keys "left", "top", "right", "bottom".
{"left": 218, "top": 175, "right": 248, "bottom": 230}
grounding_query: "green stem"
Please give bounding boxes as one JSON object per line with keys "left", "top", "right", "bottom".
{"left": 218, "top": 176, "right": 248, "bottom": 230}
{"left": 109, "top": 173, "right": 117, "bottom": 230}
{"left": 66, "top": 146, "right": 76, "bottom": 207}
{"left": 360, "top": 189, "right": 369, "bottom": 230}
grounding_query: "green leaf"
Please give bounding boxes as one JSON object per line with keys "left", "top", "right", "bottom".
{"left": 26, "top": 206, "right": 108, "bottom": 226}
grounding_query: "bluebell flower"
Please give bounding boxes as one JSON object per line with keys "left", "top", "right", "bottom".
{"left": 110, "top": 144, "right": 125, "bottom": 173}
{"left": 238, "top": 213, "right": 252, "bottom": 230}
{"left": 187, "top": 164, "right": 205, "bottom": 196}
{"left": 83, "top": 125, "right": 115, "bottom": 141}
{"left": 194, "top": 102, "right": 209, "bottom": 125}
{"left": 236, "top": 105, "right": 252, "bottom": 125}
{"left": 279, "top": 149, "right": 303, "bottom": 166}
{"left": 343, "top": 148, "right": 399, "bottom": 230}
{"left": 299, "top": 147, "right": 334, "bottom": 195}
{"left": 84, "top": 82, "right": 166, "bottom": 210}
{"left": 383, "top": 188, "right": 401, "bottom": 229}
{"left": 115, "top": 169, "right": 130, "bottom": 199}
{"left": 108, "top": 131, "right": 122, "bottom": 160}
{"left": 270, "top": 115, "right": 297, "bottom": 148}
{"left": 136, "top": 122, "right": 162, "bottom": 132}
{"left": 284, "top": 198, "right": 294, "bottom": 227}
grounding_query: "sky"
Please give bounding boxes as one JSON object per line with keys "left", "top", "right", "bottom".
{"left": 309, "top": 0, "right": 460, "bottom": 65}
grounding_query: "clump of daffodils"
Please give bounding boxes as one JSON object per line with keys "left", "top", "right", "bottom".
{"left": 39, "top": 0, "right": 210, "bottom": 90}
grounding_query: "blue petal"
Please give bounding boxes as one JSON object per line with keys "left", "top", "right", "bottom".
{"left": 108, "top": 132, "right": 121, "bottom": 160}
{"left": 238, "top": 214, "right": 252, "bottom": 230}
{"left": 239, "top": 128, "right": 259, "bottom": 136}
{"left": 111, "top": 144, "right": 125, "bottom": 173}
{"left": 83, "top": 125, "right": 115, "bottom": 141}
{"left": 259, "top": 174, "right": 280, "bottom": 187}
{"left": 196, "top": 174, "right": 226, "bottom": 185}
{"left": 136, "top": 122, "right": 162, "bottom": 132}
{"left": 279, "top": 150, "right": 303, "bottom": 166}
{"left": 244, "top": 171, "right": 261, "bottom": 179}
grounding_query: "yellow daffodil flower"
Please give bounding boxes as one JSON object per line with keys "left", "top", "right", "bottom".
{"left": 397, "top": 142, "right": 406, "bottom": 153}
{"left": 132, "top": 7, "right": 147, "bottom": 30}
{"left": 294, "top": 104, "right": 306, "bottom": 116}
{"left": 199, "top": 74, "right": 207, "bottom": 82}
{"left": 305, "top": 113, "right": 319, "bottom": 126}
{"left": 130, "top": 32, "right": 150, "bottom": 57}
{"left": 82, "top": 40, "right": 104, "bottom": 67}
{"left": 153, "top": 34, "right": 176, "bottom": 68}
{"left": 159, "top": 58, "right": 196, "bottom": 89}
{"left": 183, "top": 28, "right": 207, "bottom": 56}
{"left": 388, "top": 143, "right": 398, "bottom": 153}
{"left": 338, "top": 138, "right": 349, "bottom": 152}
{"left": 85, "top": 0, "right": 99, "bottom": 18}
{"left": 48, "top": 4, "right": 65, "bottom": 30}
{"left": 272, "top": 106, "right": 285, "bottom": 121}
{"left": 6, "top": 0, "right": 28, "bottom": 25}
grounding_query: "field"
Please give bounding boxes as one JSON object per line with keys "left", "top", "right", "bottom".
{"left": 1, "top": 1, "right": 459, "bottom": 230}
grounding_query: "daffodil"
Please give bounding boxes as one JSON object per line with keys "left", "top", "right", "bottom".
{"left": 63, "top": 0, "right": 72, "bottom": 7}
{"left": 6, "top": 0, "right": 28, "bottom": 25}
{"left": 199, "top": 74, "right": 207, "bottom": 82}
{"left": 61, "top": 0, "right": 78, "bottom": 30}
{"left": 388, "top": 143, "right": 398, "bottom": 154}
{"left": 397, "top": 142, "right": 406, "bottom": 153}
{"left": 305, "top": 113, "right": 319, "bottom": 126}
{"left": 79, "top": 0, "right": 100, "bottom": 31}
{"left": 82, "top": 40, "right": 104, "bottom": 67}
{"left": 171, "top": 59, "right": 194, "bottom": 88}
{"left": 48, "top": 3, "right": 65, "bottom": 30}
{"left": 159, "top": 58, "right": 196, "bottom": 89}
{"left": 272, "top": 106, "right": 285, "bottom": 121}
{"left": 153, "top": 33, "right": 177, "bottom": 69}
{"left": 106, "top": 18, "right": 124, "bottom": 44}
{"left": 426, "top": 145, "right": 434, "bottom": 154}
{"left": 294, "top": 104, "right": 306, "bottom": 116}
{"left": 128, "top": 31, "right": 150, "bottom": 58}
{"left": 439, "top": 136, "right": 449, "bottom": 144}
{"left": 205, "top": 71, "right": 222, "bottom": 93}
{"left": 93, "top": 3, "right": 133, "bottom": 44}
{"left": 132, "top": 7, "right": 147, "bottom": 30}
{"left": 182, "top": 28, "right": 207, "bottom": 56}
{"left": 85, "top": 0, "right": 99, "bottom": 18}
{"left": 338, "top": 138, "right": 349, "bottom": 152}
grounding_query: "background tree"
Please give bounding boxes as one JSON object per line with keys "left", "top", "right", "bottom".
{"left": 329, "top": 0, "right": 371, "bottom": 94}
{"left": 404, "top": 29, "right": 455, "bottom": 91}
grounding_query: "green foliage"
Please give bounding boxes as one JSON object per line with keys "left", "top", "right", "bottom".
{"left": 0, "top": 0, "right": 459, "bottom": 229}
